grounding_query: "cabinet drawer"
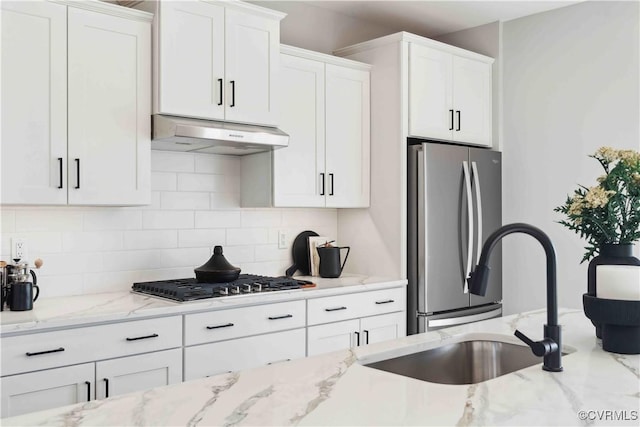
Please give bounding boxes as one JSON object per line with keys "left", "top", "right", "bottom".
{"left": 184, "top": 328, "right": 306, "bottom": 381}
{"left": 184, "top": 300, "right": 305, "bottom": 346}
{"left": 307, "top": 287, "right": 405, "bottom": 325}
{"left": 1, "top": 316, "right": 182, "bottom": 376}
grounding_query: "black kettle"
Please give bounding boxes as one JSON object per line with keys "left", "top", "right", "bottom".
{"left": 317, "top": 245, "right": 350, "bottom": 278}
{"left": 194, "top": 246, "right": 241, "bottom": 283}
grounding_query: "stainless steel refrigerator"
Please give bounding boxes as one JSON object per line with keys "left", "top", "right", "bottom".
{"left": 408, "top": 141, "right": 502, "bottom": 334}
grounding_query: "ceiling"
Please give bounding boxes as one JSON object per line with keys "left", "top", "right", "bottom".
{"left": 303, "top": 0, "right": 582, "bottom": 37}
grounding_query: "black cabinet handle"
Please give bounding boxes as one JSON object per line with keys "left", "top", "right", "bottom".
{"left": 103, "top": 378, "right": 110, "bottom": 398}
{"left": 320, "top": 173, "right": 325, "bottom": 196}
{"left": 58, "top": 158, "right": 63, "bottom": 189}
{"left": 449, "top": 109, "right": 454, "bottom": 130}
{"left": 231, "top": 80, "right": 236, "bottom": 107}
{"left": 206, "top": 322, "right": 234, "bottom": 330}
{"left": 85, "top": 381, "right": 91, "bottom": 401}
{"left": 375, "top": 299, "right": 395, "bottom": 305}
{"left": 218, "top": 78, "right": 223, "bottom": 106}
{"left": 329, "top": 173, "right": 334, "bottom": 196}
{"left": 456, "top": 110, "right": 461, "bottom": 131}
{"left": 268, "top": 314, "right": 293, "bottom": 320}
{"left": 74, "top": 158, "right": 80, "bottom": 189}
{"left": 325, "top": 306, "right": 346, "bottom": 312}
{"left": 267, "top": 358, "right": 291, "bottom": 365}
{"left": 26, "top": 347, "right": 65, "bottom": 357}
{"left": 125, "top": 333, "right": 158, "bottom": 341}
{"left": 364, "top": 330, "right": 369, "bottom": 345}
{"left": 354, "top": 331, "right": 360, "bottom": 346}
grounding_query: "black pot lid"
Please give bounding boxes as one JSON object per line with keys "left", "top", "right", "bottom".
{"left": 195, "top": 246, "right": 240, "bottom": 273}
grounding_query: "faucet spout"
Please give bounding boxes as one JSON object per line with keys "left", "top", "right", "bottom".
{"left": 468, "top": 223, "right": 563, "bottom": 372}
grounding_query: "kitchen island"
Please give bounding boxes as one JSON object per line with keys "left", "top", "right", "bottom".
{"left": 4, "top": 308, "right": 638, "bottom": 426}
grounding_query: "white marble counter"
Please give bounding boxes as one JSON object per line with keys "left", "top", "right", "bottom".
{"left": 4, "top": 308, "right": 639, "bottom": 426}
{"left": 0, "top": 274, "right": 406, "bottom": 335}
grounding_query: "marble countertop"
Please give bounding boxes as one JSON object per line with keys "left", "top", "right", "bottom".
{"left": 0, "top": 274, "right": 406, "bottom": 335}
{"left": 4, "top": 308, "right": 639, "bottom": 426}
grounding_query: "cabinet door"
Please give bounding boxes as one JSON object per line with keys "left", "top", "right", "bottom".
{"left": 1, "top": 1, "right": 67, "bottom": 204}
{"left": 67, "top": 8, "right": 151, "bottom": 205}
{"left": 184, "top": 329, "right": 305, "bottom": 381}
{"left": 225, "top": 8, "right": 279, "bottom": 126}
{"left": 360, "top": 312, "right": 406, "bottom": 346}
{"left": 95, "top": 348, "right": 182, "bottom": 400}
{"left": 273, "top": 54, "right": 326, "bottom": 207}
{"left": 408, "top": 44, "right": 453, "bottom": 141}
{"left": 452, "top": 56, "right": 492, "bottom": 146}
{"left": 158, "top": 1, "right": 224, "bottom": 120}
{"left": 325, "top": 64, "right": 370, "bottom": 208}
{"left": 0, "top": 363, "right": 93, "bottom": 418}
{"left": 307, "top": 319, "right": 360, "bottom": 357}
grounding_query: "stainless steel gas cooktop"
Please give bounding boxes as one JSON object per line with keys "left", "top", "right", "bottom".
{"left": 132, "top": 274, "right": 314, "bottom": 302}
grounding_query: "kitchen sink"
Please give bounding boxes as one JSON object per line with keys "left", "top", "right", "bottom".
{"left": 363, "top": 338, "right": 570, "bottom": 385}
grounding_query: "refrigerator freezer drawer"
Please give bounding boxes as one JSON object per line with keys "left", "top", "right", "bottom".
{"left": 424, "top": 305, "right": 502, "bottom": 331}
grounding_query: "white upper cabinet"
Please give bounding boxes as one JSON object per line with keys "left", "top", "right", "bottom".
{"left": 67, "top": 7, "right": 151, "bottom": 205}
{"left": 409, "top": 42, "right": 492, "bottom": 147}
{"left": 242, "top": 46, "right": 370, "bottom": 208}
{"left": 1, "top": 1, "right": 152, "bottom": 206}
{"left": 1, "top": 1, "right": 68, "bottom": 204}
{"left": 144, "top": 0, "right": 284, "bottom": 126}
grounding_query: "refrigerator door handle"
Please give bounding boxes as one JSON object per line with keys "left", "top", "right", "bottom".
{"left": 471, "top": 161, "right": 483, "bottom": 264}
{"left": 462, "top": 161, "right": 473, "bottom": 293}
{"left": 427, "top": 308, "right": 502, "bottom": 328}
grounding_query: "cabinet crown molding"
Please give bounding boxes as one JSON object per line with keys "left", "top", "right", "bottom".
{"left": 281, "top": 44, "right": 372, "bottom": 71}
{"left": 334, "top": 31, "right": 494, "bottom": 64}
{"left": 51, "top": 0, "right": 153, "bottom": 22}
{"left": 208, "top": 0, "right": 286, "bottom": 21}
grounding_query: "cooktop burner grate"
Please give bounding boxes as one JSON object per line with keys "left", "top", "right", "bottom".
{"left": 132, "top": 274, "right": 308, "bottom": 302}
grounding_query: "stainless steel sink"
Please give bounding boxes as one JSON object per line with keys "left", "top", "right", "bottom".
{"left": 364, "top": 339, "right": 560, "bottom": 385}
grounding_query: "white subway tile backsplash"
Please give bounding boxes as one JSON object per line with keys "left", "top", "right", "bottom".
{"left": 5, "top": 152, "right": 337, "bottom": 297}
{"left": 178, "top": 229, "right": 226, "bottom": 248}
{"left": 151, "top": 151, "right": 194, "bottom": 172}
{"left": 84, "top": 210, "right": 142, "bottom": 231}
{"left": 143, "top": 211, "right": 194, "bottom": 229}
{"left": 195, "top": 154, "right": 240, "bottom": 175}
{"left": 62, "top": 231, "right": 123, "bottom": 253}
{"left": 161, "top": 192, "right": 210, "bottom": 210}
{"left": 241, "top": 210, "right": 282, "bottom": 227}
{"left": 178, "top": 173, "right": 226, "bottom": 192}
{"left": 151, "top": 172, "right": 177, "bottom": 191}
{"left": 16, "top": 210, "right": 83, "bottom": 232}
{"left": 1, "top": 209, "right": 15, "bottom": 232}
{"left": 123, "top": 230, "right": 177, "bottom": 250}
{"left": 195, "top": 211, "right": 241, "bottom": 229}
{"left": 227, "top": 228, "right": 269, "bottom": 246}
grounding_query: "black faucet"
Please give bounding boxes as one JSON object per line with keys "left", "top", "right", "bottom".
{"left": 467, "top": 223, "right": 563, "bottom": 372}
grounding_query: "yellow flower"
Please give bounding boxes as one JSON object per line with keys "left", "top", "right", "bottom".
{"left": 568, "top": 195, "right": 584, "bottom": 216}
{"left": 618, "top": 149, "right": 640, "bottom": 165}
{"left": 595, "top": 147, "right": 619, "bottom": 163}
{"left": 633, "top": 172, "right": 640, "bottom": 185}
{"left": 584, "top": 186, "right": 615, "bottom": 208}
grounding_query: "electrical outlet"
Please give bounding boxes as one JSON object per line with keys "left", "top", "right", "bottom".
{"left": 11, "top": 238, "right": 27, "bottom": 262}
{"left": 278, "top": 231, "right": 288, "bottom": 249}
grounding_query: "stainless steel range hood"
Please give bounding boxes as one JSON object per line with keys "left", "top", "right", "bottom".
{"left": 151, "top": 115, "right": 289, "bottom": 156}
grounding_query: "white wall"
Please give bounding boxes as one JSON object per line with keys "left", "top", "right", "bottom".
{"left": 0, "top": 151, "right": 337, "bottom": 298}
{"left": 502, "top": 1, "right": 640, "bottom": 315}
{"left": 249, "top": 1, "right": 396, "bottom": 54}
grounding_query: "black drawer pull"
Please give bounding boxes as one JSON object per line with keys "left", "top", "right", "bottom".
{"left": 26, "top": 347, "right": 65, "bottom": 357}
{"left": 125, "top": 333, "right": 158, "bottom": 341}
{"left": 85, "top": 381, "right": 91, "bottom": 401}
{"left": 58, "top": 157, "right": 63, "bottom": 189}
{"left": 206, "top": 323, "right": 234, "bottom": 330}
{"left": 355, "top": 331, "right": 360, "bottom": 346}
{"left": 375, "top": 300, "right": 395, "bottom": 305}
{"left": 325, "top": 306, "right": 347, "bottom": 312}
{"left": 104, "top": 378, "right": 110, "bottom": 398}
{"left": 267, "top": 358, "right": 291, "bottom": 365}
{"left": 268, "top": 314, "right": 293, "bottom": 320}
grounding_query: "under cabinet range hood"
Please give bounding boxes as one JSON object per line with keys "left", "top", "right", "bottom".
{"left": 151, "top": 115, "right": 289, "bottom": 156}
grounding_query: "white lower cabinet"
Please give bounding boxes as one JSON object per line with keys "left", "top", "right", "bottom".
{"left": 95, "top": 348, "right": 182, "bottom": 400}
{"left": 0, "top": 363, "right": 94, "bottom": 418}
{"left": 184, "top": 328, "right": 306, "bottom": 381}
{"left": 307, "top": 312, "right": 406, "bottom": 357}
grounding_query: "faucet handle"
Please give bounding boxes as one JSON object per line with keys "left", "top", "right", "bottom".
{"left": 514, "top": 329, "right": 558, "bottom": 357}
